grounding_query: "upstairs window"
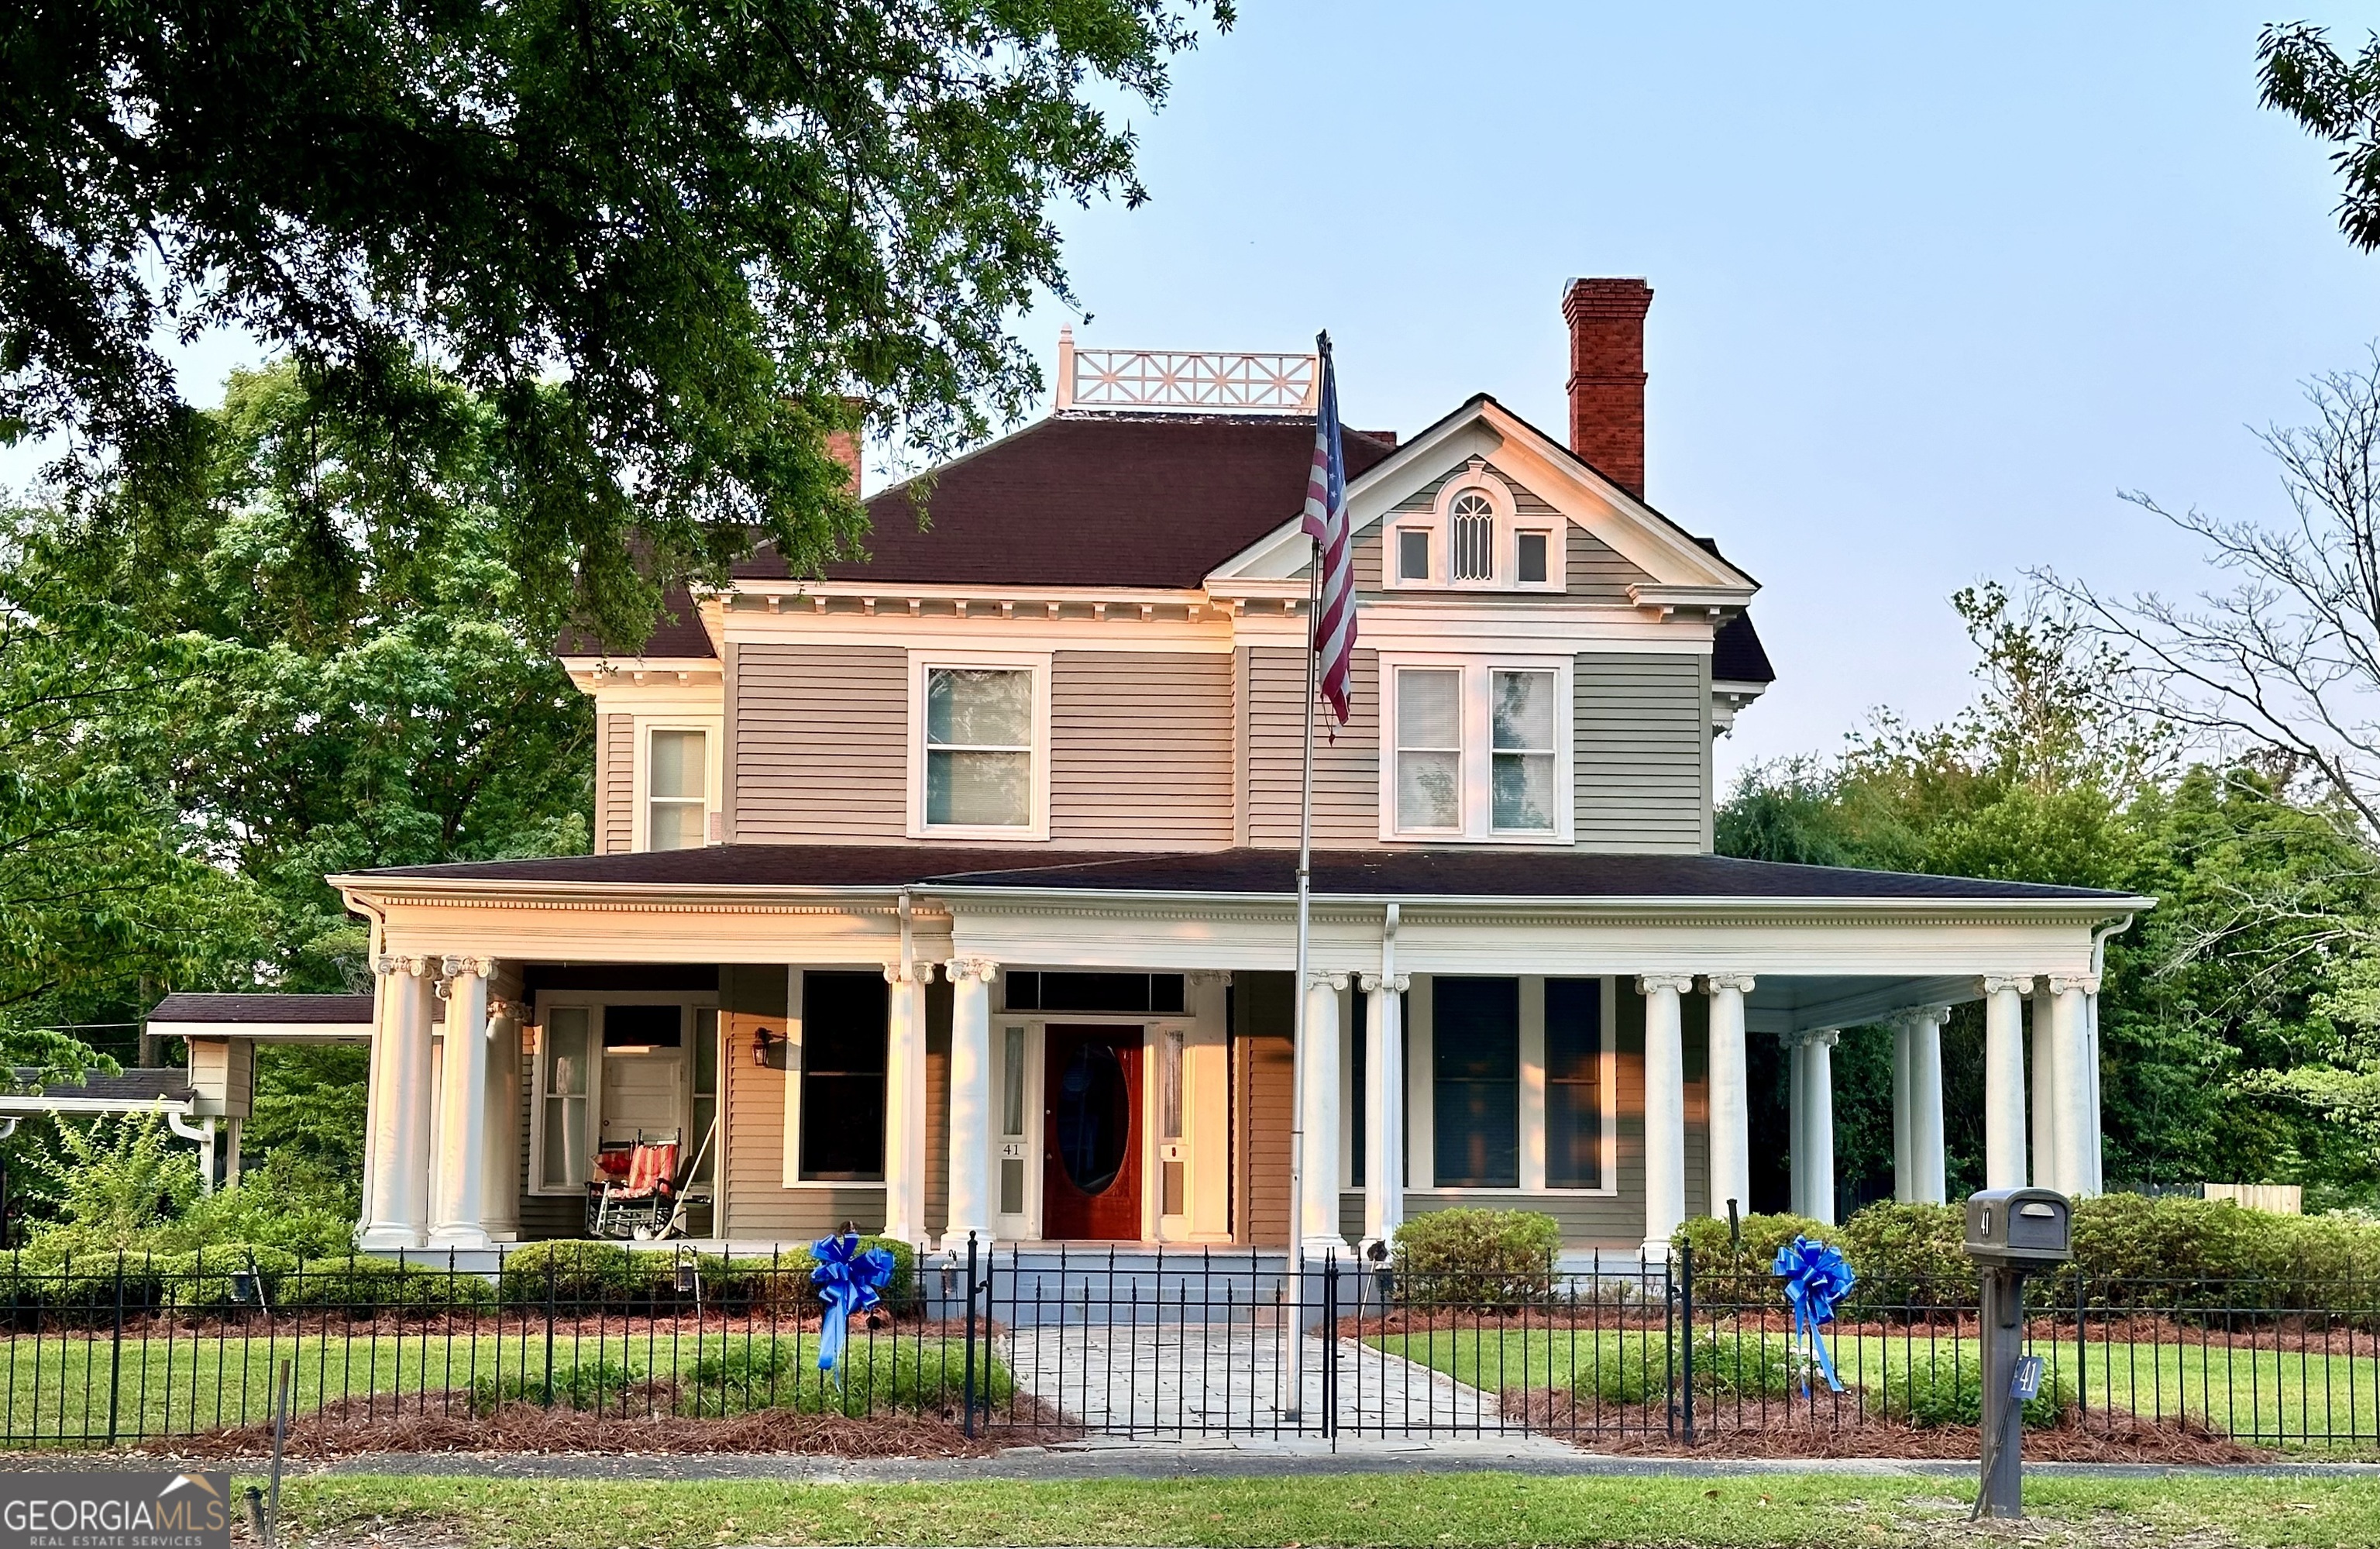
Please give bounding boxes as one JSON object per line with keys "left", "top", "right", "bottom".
{"left": 1384, "top": 463, "right": 1563, "bottom": 593}
{"left": 647, "top": 729, "right": 707, "bottom": 850}
{"left": 1450, "top": 491, "right": 1494, "bottom": 581}
{"left": 911, "top": 653, "right": 1051, "bottom": 838}
{"left": 1382, "top": 657, "right": 1573, "bottom": 843}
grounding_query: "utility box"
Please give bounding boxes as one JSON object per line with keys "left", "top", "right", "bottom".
{"left": 1963, "top": 1187, "right": 2072, "bottom": 1268}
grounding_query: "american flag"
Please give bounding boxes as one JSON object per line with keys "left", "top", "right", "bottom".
{"left": 1301, "top": 334, "right": 1354, "bottom": 725}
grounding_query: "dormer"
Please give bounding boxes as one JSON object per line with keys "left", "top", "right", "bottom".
{"left": 1382, "top": 459, "right": 1564, "bottom": 594}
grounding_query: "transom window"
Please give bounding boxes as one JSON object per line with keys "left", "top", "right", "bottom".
{"left": 1383, "top": 659, "right": 1572, "bottom": 843}
{"left": 1450, "top": 490, "right": 1494, "bottom": 581}
{"left": 647, "top": 729, "right": 707, "bottom": 850}
{"left": 925, "top": 666, "right": 1033, "bottom": 828}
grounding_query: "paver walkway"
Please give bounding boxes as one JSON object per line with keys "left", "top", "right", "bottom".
{"left": 997, "top": 1323, "right": 1576, "bottom": 1454}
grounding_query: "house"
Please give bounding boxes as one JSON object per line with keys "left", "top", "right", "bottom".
{"left": 165, "top": 277, "right": 2150, "bottom": 1260}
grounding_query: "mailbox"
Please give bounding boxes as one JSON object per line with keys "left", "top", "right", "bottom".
{"left": 1963, "top": 1187, "right": 2072, "bottom": 1268}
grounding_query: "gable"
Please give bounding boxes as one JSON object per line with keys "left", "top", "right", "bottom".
{"left": 1346, "top": 462, "right": 1659, "bottom": 603}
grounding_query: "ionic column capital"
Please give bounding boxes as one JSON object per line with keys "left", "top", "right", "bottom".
{"left": 1636, "top": 973, "right": 1697, "bottom": 997}
{"left": 1978, "top": 974, "right": 2036, "bottom": 997}
{"left": 487, "top": 997, "right": 524, "bottom": 1022}
{"left": 1306, "top": 971, "right": 1352, "bottom": 993}
{"left": 1783, "top": 1027, "right": 1840, "bottom": 1049}
{"left": 441, "top": 954, "right": 497, "bottom": 980}
{"left": 882, "top": 960, "right": 931, "bottom": 986}
{"left": 2048, "top": 973, "right": 2101, "bottom": 996}
{"left": 1898, "top": 1002, "right": 1955, "bottom": 1030}
{"left": 375, "top": 954, "right": 435, "bottom": 979}
{"left": 942, "top": 957, "right": 999, "bottom": 986}
{"left": 1185, "top": 969, "right": 1233, "bottom": 987}
{"left": 1357, "top": 972, "right": 1412, "bottom": 994}
{"left": 1703, "top": 974, "right": 1757, "bottom": 995}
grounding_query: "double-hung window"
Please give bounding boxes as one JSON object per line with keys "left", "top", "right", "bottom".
{"left": 911, "top": 654, "right": 1051, "bottom": 838}
{"left": 1383, "top": 658, "right": 1572, "bottom": 842}
{"left": 647, "top": 729, "right": 707, "bottom": 850}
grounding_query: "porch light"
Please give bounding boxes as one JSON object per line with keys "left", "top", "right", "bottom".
{"left": 675, "top": 1258, "right": 698, "bottom": 1294}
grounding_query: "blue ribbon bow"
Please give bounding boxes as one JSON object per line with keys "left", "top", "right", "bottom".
{"left": 1771, "top": 1235, "right": 1856, "bottom": 1396}
{"left": 810, "top": 1234, "right": 896, "bottom": 1382}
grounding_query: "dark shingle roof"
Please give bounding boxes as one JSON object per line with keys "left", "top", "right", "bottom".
{"left": 556, "top": 586, "right": 717, "bottom": 661}
{"left": 9, "top": 1069, "right": 196, "bottom": 1105}
{"left": 1714, "top": 614, "right": 1775, "bottom": 684}
{"left": 147, "top": 993, "right": 375, "bottom": 1025}
{"left": 735, "top": 415, "right": 1401, "bottom": 590}
{"left": 355, "top": 844, "right": 2136, "bottom": 904}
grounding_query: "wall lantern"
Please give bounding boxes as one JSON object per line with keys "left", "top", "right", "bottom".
{"left": 751, "top": 1026, "right": 785, "bottom": 1068}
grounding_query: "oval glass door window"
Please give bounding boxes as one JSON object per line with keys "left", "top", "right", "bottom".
{"left": 1054, "top": 1041, "right": 1130, "bottom": 1195}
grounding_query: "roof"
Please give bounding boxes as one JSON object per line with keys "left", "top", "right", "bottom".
{"left": 5, "top": 1069, "right": 195, "bottom": 1107}
{"left": 734, "top": 414, "right": 1402, "bottom": 590}
{"left": 348, "top": 844, "right": 2141, "bottom": 905}
{"left": 556, "top": 585, "right": 717, "bottom": 660}
{"left": 147, "top": 993, "right": 375, "bottom": 1026}
{"left": 1714, "top": 614, "right": 1775, "bottom": 684}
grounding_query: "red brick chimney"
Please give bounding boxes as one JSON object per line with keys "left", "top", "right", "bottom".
{"left": 825, "top": 396, "right": 867, "bottom": 495}
{"left": 1561, "top": 277, "right": 1653, "bottom": 500}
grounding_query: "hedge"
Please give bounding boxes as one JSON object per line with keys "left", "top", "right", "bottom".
{"left": 1391, "top": 1208, "right": 1561, "bottom": 1305}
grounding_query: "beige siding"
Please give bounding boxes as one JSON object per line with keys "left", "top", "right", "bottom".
{"left": 732, "top": 643, "right": 908, "bottom": 843}
{"left": 598, "top": 714, "right": 635, "bottom": 855}
{"left": 924, "top": 984, "right": 951, "bottom": 1239}
{"left": 720, "top": 964, "right": 887, "bottom": 1239}
{"left": 1243, "top": 647, "right": 1381, "bottom": 847}
{"left": 1232, "top": 972, "right": 1298, "bottom": 1246}
{"left": 1575, "top": 652, "right": 1710, "bottom": 852}
{"left": 1566, "top": 528, "right": 1654, "bottom": 604}
{"left": 1051, "top": 652, "right": 1234, "bottom": 847}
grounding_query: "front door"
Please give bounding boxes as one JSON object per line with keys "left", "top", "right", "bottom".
{"left": 1042, "top": 1025, "right": 1143, "bottom": 1240}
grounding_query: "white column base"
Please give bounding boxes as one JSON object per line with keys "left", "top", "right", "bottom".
{"left": 425, "top": 1225, "right": 495, "bottom": 1252}
{"left": 358, "top": 1224, "right": 426, "bottom": 1252}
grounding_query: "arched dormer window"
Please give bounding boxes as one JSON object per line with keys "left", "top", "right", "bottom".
{"left": 1450, "top": 489, "right": 1495, "bottom": 581}
{"left": 1384, "top": 461, "right": 1562, "bottom": 592}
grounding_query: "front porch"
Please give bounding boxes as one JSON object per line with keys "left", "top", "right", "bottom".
{"left": 330, "top": 846, "right": 2148, "bottom": 1260}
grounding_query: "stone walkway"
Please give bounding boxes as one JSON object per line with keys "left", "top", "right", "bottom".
{"left": 998, "top": 1323, "right": 1574, "bottom": 1453}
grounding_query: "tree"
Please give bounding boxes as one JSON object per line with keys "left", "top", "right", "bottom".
{"left": 2, "top": 0, "right": 1232, "bottom": 643}
{"left": 2259, "top": 20, "right": 2380, "bottom": 252}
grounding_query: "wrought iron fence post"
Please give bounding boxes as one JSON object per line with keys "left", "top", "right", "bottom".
{"left": 106, "top": 1253, "right": 126, "bottom": 1444}
{"left": 542, "top": 1253, "right": 557, "bottom": 1407}
{"left": 1322, "top": 1252, "right": 1338, "bottom": 1441}
{"left": 2072, "top": 1268, "right": 2087, "bottom": 1427}
{"left": 961, "top": 1232, "right": 980, "bottom": 1439}
{"left": 1679, "top": 1241, "right": 1695, "bottom": 1446}
{"left": 1661, "top": 1251, "right": 1675, "bottom": 1442}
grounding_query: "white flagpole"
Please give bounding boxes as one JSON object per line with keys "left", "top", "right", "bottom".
{"left": 1285, "top": 515, "right": 1322, "bottom": 1423}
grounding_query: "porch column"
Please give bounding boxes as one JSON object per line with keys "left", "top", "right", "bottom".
{"left": 2047, "top": 975, "right": 2097, "bottom": 1197}
{"left": 944, "top": 959, "right": 997, "bottom": 1246}
{"left": 1360, "top": 971, "right": 1410, "bottom": 1246}
{"left": 1637, "top": 975, "right": 1694, "bottom": 1257}
{"left": 481, "top": 998, "right": 523, "bottom": 1239}
{"left": 882, "top": 961, "right": 930, "bottom": 1247}
{"left": 1804, "top": 1029, "right": 1838, "bottom": 1227}
{"left": 361, "top": 955, "right": 435, "bottom": 1251}
{"left": 1704, "top": 976, "right": 1755, "bottom": 1223}
{"left": 1909, "top": 1003, "right": 1951, "bottom": 1203}
{"left": 1891, "top": 1014, "right": 1914, "bottom": 1202}
{"left": 1785, "top": 1032, "right": 1808, "bottom": 1217}
{"left": 429, "top": 955, "right": 494, "bottom": 1251}
{"left": 2030, "top": 978, "right": 2058, "bottom": 1193}
{"left": 1979, "top": 976, "right": 2031, "bottom": 1190}
{"left": 1298, "top": 972, "right": 1350, "bottom": 1255}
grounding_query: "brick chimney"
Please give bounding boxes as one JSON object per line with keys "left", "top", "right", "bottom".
{"left": 1561, "top": 277, "right": 1653, "bottom": 500}
{"left": 825, "top": 396, "right": 867, "bottom": 495}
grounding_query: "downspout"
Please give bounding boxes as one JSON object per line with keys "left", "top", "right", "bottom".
{"left": 166, "top": 1108, "right": 216, "bottom": 1195}
{"left": 2086, "top": 914, "right": 2136, "bottom": 1196}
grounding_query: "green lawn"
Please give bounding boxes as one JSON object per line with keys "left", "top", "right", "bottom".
{"left": 262, "top": 1472, "right": 2380, "bottom": 1548}
{"left": 0, "top": 1327, "right": 1001, "bottom": 1444}
{"left": 1370, "top": 1325, "right": 2380, "bottom": 1447}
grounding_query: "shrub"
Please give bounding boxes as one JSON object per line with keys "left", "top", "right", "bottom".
{"left": 496, "top": 1240, "right": 673, "bottom": 1305}
{"left": 1672, "top": 1210, "right": 1828, "bottom": 1272}
{"left": 151, "top": 1245, "right": 301, "bottom": 1309}
{"left": 277, "top": 1255, "right": 494, "bottom": 1310}
{"left": 675, "top": 1334, "right": 1007, "bottom": 1416}
{"left": 1690, "top": 1329, "right": 1801, "bottom": 1399}
{"left": 1836, "top": 1202, "right": 1968, "bottom": 1306}
{"left": 1867, "top": 1348, "right": 2071, "bottom": 1430}
{"left": 1393, "top": 1209, "right": 1560, "bottom": 1306}
{"left": 696, "top": 1237, "right": 918, "bottom": 1313}
{"left": 472, "top": 1358, "right": 636, "bottom": 1414}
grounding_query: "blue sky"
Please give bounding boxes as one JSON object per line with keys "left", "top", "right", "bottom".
{"left": 1033, "top": 2, "right": 2380, "bottom": 781}
{"left": 10, "top": 4, "right": 2378, "bottom": 785}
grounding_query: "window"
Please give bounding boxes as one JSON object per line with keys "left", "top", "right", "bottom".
{"left": 1450, "top": 490, "right": 1494, "bottom": 581}
{"left": 1384, "top": 659, "right": 1571, "bottom": 842}
{"left": 799, "top": 972, "right": 889, "bottom": 1180}
{"left": 690, "top": 1008, "right": 720, "bottom": 1188}
{"left": 1005, "top": 972, "right": 1185, "bottom": 1014}
{"left": 648, "top": 730, "right": 707, "bottom": 850}
{"left": 1395, "top": 668, "right": 1463, "bottom": 831}
{"left": 926, "top": 668, "right": 1032, "bottom": 827}
{"left": 1398, "top": 528, "right": 1432, "bottom": 582}
{"left": 999, "top": 1024, "right": 1027, "bottom": 1215}
{"left": 1545, "top": 979, "right": 1604, "bottom": 1189}
{"left": 1517, "top": 531, "right": 1549, "bottom": 585}
{"left": 1490, "top": 670, "right": 1558, "bottom": 833}
{"left": 1433, "top": 977, "right": 1519, "bottom": 1188}
{"left": 538, "top": 1007, "right": 595, "bottom": 1191}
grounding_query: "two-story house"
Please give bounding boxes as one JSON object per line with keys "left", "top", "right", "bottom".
{"left": 165, "top": 277, "right": 2149, "bottom": 1262}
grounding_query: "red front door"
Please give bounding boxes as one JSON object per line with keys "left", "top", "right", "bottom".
{"left": 1042, "top": 1025, "right": 1144, "bottom": 1240}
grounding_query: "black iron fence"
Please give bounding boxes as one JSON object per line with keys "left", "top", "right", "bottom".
{"left": 0, "top": 1240, "right": 2372, "bottom": 1451}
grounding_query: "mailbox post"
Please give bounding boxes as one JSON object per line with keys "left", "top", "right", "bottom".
{"left": 1961, "top": 1187, "right": 2072, "bottom": 1519}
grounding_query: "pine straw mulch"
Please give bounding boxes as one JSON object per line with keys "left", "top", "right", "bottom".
{"left": 1503, "top": 1388, "right": 2266, "bottom": 1463}
{"left": 134, "top": 1392, "right": 1077, "bottom": 1461}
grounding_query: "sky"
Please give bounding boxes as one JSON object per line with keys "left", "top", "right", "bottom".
{"left": 1027, "top": 2, "right": 2380, "bottom": 783}
{"left": 10, "top": 4, "right": 2379, "bottom": 786}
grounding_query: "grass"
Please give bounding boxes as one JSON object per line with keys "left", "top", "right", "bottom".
{"left": 260, "top": 1471, "right": 2380, "bottom": 1547}
{"left": 0, "top": 1327, "right": 1003, "bottom": 1441}
{"left": 1370, "top": 1325, "right": 2380, "bottom": 1446}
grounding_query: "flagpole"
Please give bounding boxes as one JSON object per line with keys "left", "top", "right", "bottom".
{"left": 1285, "top": 508, "right": 1322, "bottom": 1423}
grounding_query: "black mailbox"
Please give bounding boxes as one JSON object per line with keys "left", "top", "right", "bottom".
{"left": 1963, "top": 1187, "right": 2072, "bottom": 1268}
